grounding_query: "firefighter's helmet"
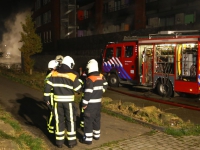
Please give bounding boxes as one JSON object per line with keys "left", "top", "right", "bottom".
{"left": 86, "top": 59, "right": 98, "bottom": 73}
{"left": 48, "top": 60, "right": 59, "bottom": 69}
{"left": 62, "top": 56, "right": 75, "bottom": 69}
{"left": 55, "top": 55, "right": 64, "bottom": 63}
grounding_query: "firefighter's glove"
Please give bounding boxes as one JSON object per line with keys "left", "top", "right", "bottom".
{"left": 46, "top": 101, "right": 50, "bottom": 105}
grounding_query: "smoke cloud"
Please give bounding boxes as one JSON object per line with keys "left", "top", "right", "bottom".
{"left": 0, "top": 11, "right": 30, "bottom": 63}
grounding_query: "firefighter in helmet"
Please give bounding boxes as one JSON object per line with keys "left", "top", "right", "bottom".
{"left": 45, "top": 60, "right": 59, "bottom": 135}
{"left": 44, "top": 56, "right": 82, "bottom": 148}
{"left": 55, "top": 55, "right": 64, "bottom": 66}
{"left": 79, "top": 59, "right": 108, "bottom": 145}
{"left": 79, "top": 70, "right": 87, "bottom": 131}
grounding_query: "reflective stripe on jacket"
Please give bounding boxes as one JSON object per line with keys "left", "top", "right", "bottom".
{"left": 82, "top": 72, "right": 108, "bottom": 107}
{"left": 44, "top": 70, "right": 82, "bottom": 102}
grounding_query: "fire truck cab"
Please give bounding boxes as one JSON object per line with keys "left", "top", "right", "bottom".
{"left": 102, "top": 30, "right": 200, "bottom": 97}
{"left": 102, "top": 41, "right": 138, "bottom": 86}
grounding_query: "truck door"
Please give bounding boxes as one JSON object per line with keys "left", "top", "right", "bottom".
{"left": 120, "top": 43, "right": 137, "bottom": 81}
{"left": 102, "top": 44, "right": 123, "bottom": 76}
{"left": 102, "top": 45, "right": 114, "bottom": 73}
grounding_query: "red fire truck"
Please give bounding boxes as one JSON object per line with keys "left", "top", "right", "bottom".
{"left": 102, "top": 30, "right": 200, "bottom": 97}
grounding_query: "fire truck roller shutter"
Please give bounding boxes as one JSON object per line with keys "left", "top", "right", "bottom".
{"left": 156, "top": 79, "right": 173, "bottom": 97}
{"left": 177, "top": 45, "right": 182, "bottom": 76}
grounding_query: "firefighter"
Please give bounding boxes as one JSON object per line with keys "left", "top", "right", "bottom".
{"left": 55, "top": 55, "right": 64, "bottom": 64}
{"left": 55, "top": 55, "right": 64, "bottom": 69}
{"left": 45, "top": 60, "right": 59, "bottom": 136}
{"left": 44, "top": 56, "right": 82, "bottom": 148}
{"left": 79, "top": 59, "right": 108, "bottom": 145}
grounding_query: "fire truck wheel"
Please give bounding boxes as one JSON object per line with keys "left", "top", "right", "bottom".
{"left": 108, "top": 74, "right": 119, "bottom": 87}
{"left": 156, "top": 81, "right": 173, "bottom": 97}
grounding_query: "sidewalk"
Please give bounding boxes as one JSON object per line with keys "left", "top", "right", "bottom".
{"left": 69, "top": 112, "right": 200, "bottom": 150}
{"left": 94, "top": 131, "right": 200, "bottom": 150}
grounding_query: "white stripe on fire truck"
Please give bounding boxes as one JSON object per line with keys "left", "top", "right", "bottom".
{"left": 106, "top": 61, "right": 114, "bottom": 73}
{"left": 111, "top": 57, "right": 125, "bottom": 79}
{"left": 115, "top": 57, "right": 131, "bottom": 79}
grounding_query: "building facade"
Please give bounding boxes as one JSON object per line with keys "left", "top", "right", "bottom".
{"left": 32, "top": 0, "right": 200, "bottom": 52}
{"left": 32, "top": 0, "right": 77, "bottom": 52}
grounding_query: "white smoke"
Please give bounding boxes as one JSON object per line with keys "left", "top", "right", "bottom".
{"left": 1, "top": 11, "right": 30, "bottom": 62}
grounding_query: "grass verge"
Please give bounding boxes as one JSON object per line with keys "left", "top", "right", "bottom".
{"left": 0, "top": 106, "right": 49, "bottom": 150}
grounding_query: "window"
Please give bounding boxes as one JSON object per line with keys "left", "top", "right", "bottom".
{"left": 116, "top": 47, "right": 121, "bottom": 57}
{"left": 43, "top": 32, "right": 46, "bottom": 43}
{"left": 185, "top": 14, "right": 195, "bottom": 24}
{"left": 114, "top": 0, "right": 121, "bottom": 11}
{"left": 35, "top": 16, "right": 41, "bottom": 27}
{"left": 166, "top": 17, "right": 174, "bottom": 26}
{"left": 43, "top": 11, "right": 51, "bottom": 24}
{"left": 125, "top": 46, "right": 133, "bottom": 57}
{"left": 146, "top": 0, "right": 158, "bottom": 3}
{"left": 105, "top": 48, "right": 113, "bottom": 61}
{"left": 35, "top": 0, "right": 41, "bottom": 10}
{"left": 46, "top": 31, "right": 48, "bottom": 42}
{"left": 49, "top": 30, "right": 52, "bottom": 42}
{"left": 43, "top": 0, "right": 51, "bottom": 5}
{"left": 104, "top": 3, "right": 108, "bottom": 13}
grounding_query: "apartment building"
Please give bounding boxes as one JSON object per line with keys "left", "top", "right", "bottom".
{"left": 77, "top": 0, "right": 146, "bottom": 37}
{"left": 32, "top": 0, "right": 77, "bottom": 52}
{"left": 145, "top": 0, "right": 199, "bottom": 28}
{"left": 32, "top": 0, "right": 200, "bottom": 51}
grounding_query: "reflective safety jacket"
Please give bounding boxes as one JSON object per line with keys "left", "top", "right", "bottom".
{"left": 82, "top": 72, "right": 108, "bottom": 107}
{"left": 44, "top": 68, "right": 82, "bottom": 102}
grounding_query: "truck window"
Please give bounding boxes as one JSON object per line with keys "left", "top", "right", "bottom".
{"left": 125, "top": 46, "right": 133, "bottom": 57}
{"left": 105, "top": 48, "right": 113, "bottom": 61}
{"left": 116, "top": 47, "right": 122, "bottom": 57}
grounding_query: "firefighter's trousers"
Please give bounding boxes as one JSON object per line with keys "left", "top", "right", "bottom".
{"left": 47, "top": 93, "right": 55, "bottom": 134}
{"left": 83, "top": 103, "right": 101, "bottom": 143}
{"left": 54, "top": 101, "right": 77, "bottom": 146}
{"left": 79, "top": 101, "right": 84, "bottom": 129}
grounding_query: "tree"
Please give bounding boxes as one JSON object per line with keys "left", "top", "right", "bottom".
{"left": 19, "top": 14, "right": 42, "bottom": 74}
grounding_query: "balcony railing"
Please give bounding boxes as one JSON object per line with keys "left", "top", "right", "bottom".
{"left": 104, "top": 4, "right": 129, "bottom": 14}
